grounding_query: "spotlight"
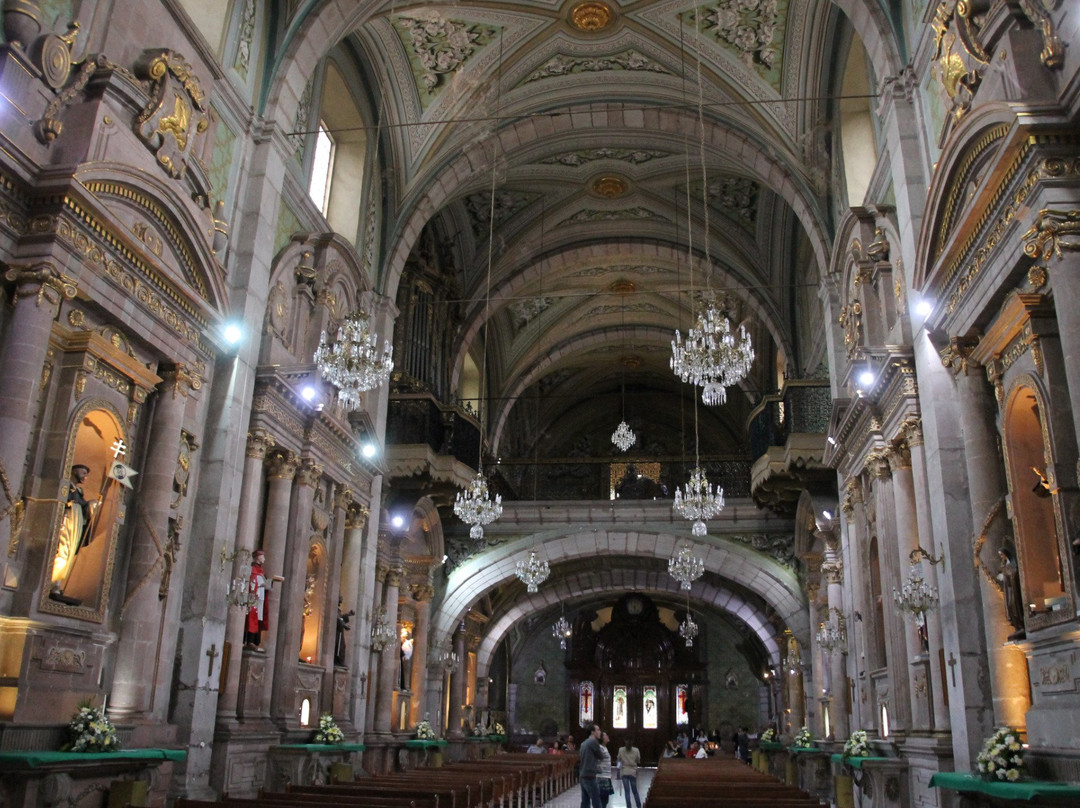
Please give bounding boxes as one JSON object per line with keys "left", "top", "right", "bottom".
{"left": 915, "top": 300, "right": 933, "bottom": 318}
{"left": 223, "top": 322, "right": 244, "bottom": 346}
{"left": 361, "top": 443, "right": 377, "bottom": 459}
{"left": 391, "top": 514, "right": 405, "bottom": 529}
{"left": 827, "top": 436, "right": 837, "bottom": 446}
{"left": 822, "top": 510, "right": 832, "bottom": 520}
{"left": 858, "top": 370, "right": 875, "bottom": 388}
{"left": 301, "top": 385, "right": 317, "bottom": 402}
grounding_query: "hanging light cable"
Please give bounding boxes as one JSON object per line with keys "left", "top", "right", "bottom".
{"left": 672, "top": 19, "right": 723, "bottom": 537}
{"left": 314, "top": 98, "right": 393, "bottom": 409}
{"left": 454, "top": 35, "right": 505, "bottom": 540}
{"left": 612, "top": 282, "right": 636, "bottom": 452}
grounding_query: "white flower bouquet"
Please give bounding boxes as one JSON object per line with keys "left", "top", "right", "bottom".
{"left": 760, "top": 728, "right": 776, "bottom": 743}
{"left": 472, "top": 722, "right": 489, "bottom": 737}
{"left": 793, "top": 726, "right": 813, "bottom": 747}
{"left": 415, "top": 720, "right": 437, "bottom": 740}
{"left": 976, "top": 727, "right": 1024, "bottom": 782}
{"left": 64, "top": 704, "right": 120, "bottom": 752}
{"left": 842, "top": 729, "right": 870, "bottom": 758}
{"left": 314, "top": 713, "right": 344, "bottom": 744}
{"left": 492, "top": 721, "right": 505, "bottom": 736}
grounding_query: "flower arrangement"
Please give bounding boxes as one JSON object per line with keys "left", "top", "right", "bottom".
{"left": 760, "top": 728, "right": 776, "bottom": 743}
{"left": 314, "top": 713, "right": 344, "bottom": 744}
{"left": 472, "top": 722, "right": 489, "bottom": 737}
{"left": 793, "top": 726, "right": 813, "bottom": 747}
{"left": 842, "top": 729, "right": 871, "bottom": 759}
{"left": 63, "top": 704, "right": 120, "bottom": 752}
{"left": 415, "top": 720, "right": 437, "bottom": 740}
{"left": 492, "top": 721, "right": 505, "bottom": 736}
{"left": 976, "top": 727, "right": 1024, "bottom": 782}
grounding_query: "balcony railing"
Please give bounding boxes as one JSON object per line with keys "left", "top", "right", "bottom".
{"left": 386, "top": 393, "right": 482, "bottom": 470}
{"left": 747, "top": 380, "right": 831, "bottom": 461}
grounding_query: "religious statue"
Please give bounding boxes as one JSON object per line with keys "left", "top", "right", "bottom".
{"left": 50, "top": 463, "right": 96, "bottom": 604}
{"left": 244, "top": 549, "right": 283, "bottom": 650}
{"left": 334, "top": 597, "right": 355, "bottom": 667}
{"left": 998, "top": 544, "right": 1025, "bottom": 640}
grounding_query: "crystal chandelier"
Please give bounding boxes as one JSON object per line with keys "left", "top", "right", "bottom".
{"left": 668, "top": 543, "right": 704, "bottom": 590}
{"left": 673, "top": 466, "right": 725, "bottom": 536}
{"left": 612, "top": 420, "right": 636, "bottom": 452}
{"left": 516, "top": 549, "right": 550, "bottom": 593}
{"left": 815, "top": 608, "right": 847, "bottom": 655}
{"left": 227, "top": 576, "right": 258, "bottom": 610}
{"left": 370, "top": 606, "right": 395, "bottom": 652}
{"left": 679, "top": 611, "right": 699, "bottom": 648}
{"left": 552, "top": 614, "right": 573, "bottom": 649}
{"left": 314, "top": 310, "right": 393, "bottom": 410}
{"left": 454, "top": 471, "right": 503, "bottom": 540}
{"left": 671, "top": 305, "right": 754, "bottom": 405}
{"left": 894, "top": 559, "right": 938, "bottom": 627}
{"left": 438, "top": 642, "right": 460, "bottom": 673}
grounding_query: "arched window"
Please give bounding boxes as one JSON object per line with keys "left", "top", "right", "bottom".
{"left": 312, "top": 63, "right": 368, "bottom": 243}
{"left": 838, "top": 33, "right": 878, "bottom": 206}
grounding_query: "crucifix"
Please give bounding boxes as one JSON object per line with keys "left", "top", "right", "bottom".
{"left": 947, "top": 651, "right": 958, "bottom": 687}
{"left": 111, "top": 439, "right": 127, "bottom": 459}
{"left": 206, "top": 643, "right": 219, "bottom": 676}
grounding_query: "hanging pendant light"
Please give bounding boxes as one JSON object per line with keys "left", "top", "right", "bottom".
{"left": 552, "top": 610, "right": 573, "bottom": 650}
{"left": 314, "top": 310, "right": 394, "bottom": 410}
{"left": 673, "top": 466, "right": 725, "bottom": 536}
{"left": 679, "top": 594, "right": 699, "bottom": 647}
{"left": 612, "top": 282, "right": 637, "bottom": 452}
{"left": 668, "top": 542, "right": 705, "bottom": 590}
{"left": 454, "top": 472, "right": 503, "bottom": 540}
{"left": 516, "top": 549, "right": 550, "bottom": 593}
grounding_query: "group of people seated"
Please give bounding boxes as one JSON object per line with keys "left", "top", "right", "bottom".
{"left": 526, "top": 735, "right": 577, "bottom": 754}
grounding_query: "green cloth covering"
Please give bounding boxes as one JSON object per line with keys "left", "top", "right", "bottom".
{"left": 404, "top": 739, "right": 449, "bottom": 748}
{"left": 759, "top": 742, "right": 786, "bottom": 751}
{"left": 829, "top": 754, "right": 893, "bottom": 769}
{"left": 930, "top": 772, "right": 1080, "bottom": 801}
{"left": 790, "top": 746, "right": 823, "bottom": 753}
{"left": 275, "top": 744, "right": 366, "bottom": 751}
{"left": 0, "top": 749, "right": 186, "bottom": 768}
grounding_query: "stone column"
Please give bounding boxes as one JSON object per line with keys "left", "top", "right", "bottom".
{"left": 410, "top": 585, "right": 434, "bottom": 726}
{"left": 322, "top": 485, "right": 350, "bottom": 689}
{"left": 840, "top": 478, "right": 870, "bottom": 730}
{"left": 902, "top": 419, "right": 950, "bottom": 730}
{"left": 888, "top": 443, "right": 932, "bottom": 731}
{"left": 822, "top": 544, "right": 849, "bottom": 739}
{"left": 339, "top": 503, "right": 369, "bottom": 637}
{"left": 270, "top": 458, "right": 322, "bottom": 725}
{"left": 258, "top": 449, "right": 298, "bottom": 713}
{"left": 867, "top": 452, "right": 911, "bottom": 731}
{"left": 217, "top": 429, "right": 274, "bottom": 720}
{"left": 0, "top": 265, "right": 76, "bottom": 572}
{"left": 953, "top": 350, "right": 1030, "bottom": 729}
{"left": 446, "top": 622, "right": 467, "bottom": 739}
{"left": 374, "top": 565, "right": 402, "bottom": 734}
{"left": 803, "top": 574, "right": 822, "bottom": 738}
{"left": 365, "top": 561, "right": 389, "bottom": 736}
{"left": 1040, "top": 247, "right": 1080, "bottom": 451}
{"left": 109, "top": 364, "right": 198, "bottom": 720}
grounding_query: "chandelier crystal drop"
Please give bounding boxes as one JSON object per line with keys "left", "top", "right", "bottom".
{"left": 370, "top": 606, "right": 395, "bottom": 652}
{"left": 679, "top": 611, "right": 699, "bottom": 647}
{"left": 516, "top": 550, "right": 551, "bottom": 593}
{"left": 673, "top": 466, "right": 725, "bottom": 536}
{"left": 454, "top": 471, "right": 503, "bottom": 539}
{"left": 670, "top": 305, "right": 754, "bottom": 406}
{"left": 314, "top": 310, "right": 394, "bottom": 410}
{"left": 668, "top": 543, "right": 705, "bottom": 590}
{"left": 893, "top": 561, "right": 939, "bottom": 627}
{"left": 227, "top": 577, "right": 258, "bottom": 610}
{"left": 612, "top": 419, "right": 636, "bottom": 452}
{"left": 552, "top": 615, "right": 573, "bottom": 649}
{"left": 815, "top": 610, "right": 847, "bottom": 655}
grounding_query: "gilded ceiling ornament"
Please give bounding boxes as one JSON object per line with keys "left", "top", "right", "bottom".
{"left": 134, "top": 50, "right": 212, "bottom": 180}
{"left": 592, "top": 175, "right": 628, "bottom": 198}
{"left": 930, "top": 0, "right": 989, "bottom": 122}
{"left": 570, "top": 2, "right": 614, "bottom": 32}
{"left": 609, "top": 279, "right": 636, "bottom": 295}
{"left": 1026, "top": 265, "right": 1048, "bottom": 291}
{"left": 686, "top": 1, "right": 782, "bottom": 72}
{"left": 1016, "top": 0, "right": 1063, "bottom": 69}
{"left": 1022, "top": 209, "right": 1080, "bottom": 260}
{"left": 708, "top": 176, "right": 759, "bottom": 225}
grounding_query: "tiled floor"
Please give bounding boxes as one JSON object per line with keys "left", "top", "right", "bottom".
{"left": 544, "top": 769, "right": 656, "bottom": 808}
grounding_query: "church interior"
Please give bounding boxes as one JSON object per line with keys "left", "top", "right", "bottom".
{"left": 0, "top": 1, "right": 1079, "bottom": 806}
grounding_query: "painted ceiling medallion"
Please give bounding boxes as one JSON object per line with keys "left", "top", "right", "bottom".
{"left": 592, "top": 175, "right": 629, "bottom": 198}
{"left": 609, "top": 279, "right": 636, "bottom": 295}
{"left": 570, "top": 1, "right": 614, "bottom": 32}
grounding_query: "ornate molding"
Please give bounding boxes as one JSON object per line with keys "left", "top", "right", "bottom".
{"left": 930, "top": 0, "right": 990, "bottom": 123}
{"left": 397, "top": 15, "right": 497, "bottom": 96}
{"left": 295, "top": 458, "right": 323, "bottom": 489}
{"left": 1017, "top": 0, "right": 1064, "bottom": 69}
{"left": 939, "top": 335, "right": 979, "bottom": 376}
{"left": 265, "top": 449, "right": 299, "bottom": 480}
{"left": 346, "top": 503, "right": 370, "bottom": 530}
{"left": 1022, "top": 208, "right": 1080, "bottom": 260}
{"left": 865, "top": 452, "right": 892, "bottom": 480}
{"left": 526, "top": 50, "right": 669, "bottom": 83}
{"left": 4, "top": 262, "right": 78, "bottom": 308}
{"left": 246, "top": 428, "right": 275, "bottom": 459}
{"left": 133, "top": 50, "right": 211, "bottom": 180}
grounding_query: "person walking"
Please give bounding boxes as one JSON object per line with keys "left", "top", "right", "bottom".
{"left": 617, "top": 738, "right": 642, "bottom": 808}
{"left": 579, "top": 724, "right": 604, "bottom": 808}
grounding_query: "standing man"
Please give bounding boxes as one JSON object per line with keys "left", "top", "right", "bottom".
{"left": 617, "top": 737, "right": 642, "bottom": 808}
{"left": 244, "top": 549, "right": 283, "bottom": 650}
{"left": 579, "top": 723, "right": 603, "bottom": 808}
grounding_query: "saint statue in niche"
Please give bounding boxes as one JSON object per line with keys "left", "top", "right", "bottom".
{"left": 49, "top": 463, "right": 97, "bottom": 604}
{"left": 998, "top": 543, "right": 1026, "bottom": 640}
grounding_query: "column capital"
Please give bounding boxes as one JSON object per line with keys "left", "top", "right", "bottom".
{"left": 841, "top": 478, "right": 862, "bottom": 515}
{"left": 412, "top": 584, "right": 435, "bottom": 603}
{"left": 901, "top": 417, "right": 924, "bottom": 448}
{"left": 346, "top": 502, "right": 369, "bottom": 529}
{"left": 375, "top": 560, "right": 390, "bottom": 583}
{"left": 295, "top": 458, "right": 323, "bottom": 488}
{"left": 865, "top": 451, "right": 892, "bottom": 480}
{"left": 821, "top": 558, "right": 844, "bottom": 585}
{"left": 939, "top": 335, "right": 980, "bottom": 376}
{"left": 1022, "top": 208, "right": 1080, "bottom": 262}
{"left": 265, "top": 448, "right": 299, "bottom": 480}
{"left": 887, "top": 442, "right": 912, "bottom": 471}
{"left": 4, "top": 262, "right": 77, "bottom": 307}
{"left": 333, "top": 485, "right": 354, "bottom": 512}
{"left": 385, "top": 566, "right": 404, "bottom": 588}
{"left": 158, "top": 362, "right": 203, "bottom": 398}
{"left": 246, "top": 428, "right": 275, "bottom": 459}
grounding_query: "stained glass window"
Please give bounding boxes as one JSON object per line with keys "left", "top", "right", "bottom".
{"left": 643, "top": 685, "right": 658, "bottom": 729}
{"left": 580, "top": 681, "right": 594, "bottom": 725}
{"left": 675, "top": 684, "right": 689, "bottom": 725}
{"left": 613, "top": 685, "right": 628, "bottom": 729}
